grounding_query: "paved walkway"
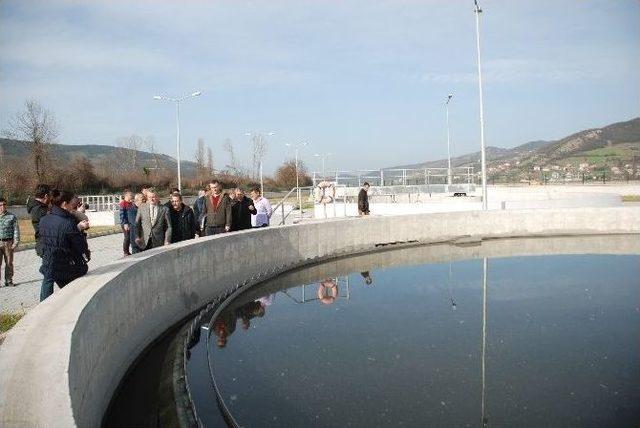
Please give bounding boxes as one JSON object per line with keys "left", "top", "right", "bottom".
{"left": 0, "top": 233, "right": 126, "bottom": 313}
{"left": 0, "top": 208, "right": 314, "bottom": 314}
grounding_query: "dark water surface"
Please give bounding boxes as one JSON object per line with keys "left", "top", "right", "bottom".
{"left": 188, "top": 253, "right": 640, "bottom": 427}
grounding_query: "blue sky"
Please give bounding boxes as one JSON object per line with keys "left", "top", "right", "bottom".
{"left": 1, "top": 0, "right": 638, "bottom": 174}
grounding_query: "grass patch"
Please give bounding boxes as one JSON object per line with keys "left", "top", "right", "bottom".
{"left": 17, "top": 219, "right": 120, "bottom": 245}
{"left": 0, "top": 312, "right": 24, "bottom": 333}
{"left": 622, "top": 195, "right": 640, "bottom": 202}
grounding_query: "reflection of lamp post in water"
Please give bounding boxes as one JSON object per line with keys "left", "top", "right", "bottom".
{"left": 481, "top": 257, "right": 488, "bottom": 427}
{"left": 447, "top": 260, "right": 457, "bottom": 311}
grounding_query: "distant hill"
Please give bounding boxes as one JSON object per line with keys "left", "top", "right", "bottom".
{"left": 0, "top": 139, "right": 198, "bottom": 175}
{"left": 387, "top": 117, "right": 640, "bottom": 178}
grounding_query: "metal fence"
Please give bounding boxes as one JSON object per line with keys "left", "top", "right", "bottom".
{"left": 79, "top": 194, "right": 122, "bottom": 211}
{"left": 312, "top": 167, "right": 475, "bottom": 187}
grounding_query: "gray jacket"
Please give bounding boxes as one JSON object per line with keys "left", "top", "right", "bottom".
{"left": 0, "top": 211, "right": 20, "bottom": 243}
{"left": 135, "top": 203, "right": 172, "bottom": 249}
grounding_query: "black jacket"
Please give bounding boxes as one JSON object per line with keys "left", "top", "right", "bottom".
{"left": 231, "top": 196, "right": 256, "bottom": 231}
{"left": 169, "top": 203, "right": 197, "bottom": 243}
{"left": 358, "top": 188, "right": 370, "bottom": 214}
{"left": 193, "top": 196, "right": 206, "bottom": 233}
{"left": 27, "top": 198, "right": 49, "bottom": 256}
{"left": 38, "top": 206, "right": 89, "bottom": 286}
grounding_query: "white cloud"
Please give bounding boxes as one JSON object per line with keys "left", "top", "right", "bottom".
{"left": 1, "top": 37, "right": 169, "bottom": 72}
{"left": 421, "top": 58, "right": 609, "bottom": 85}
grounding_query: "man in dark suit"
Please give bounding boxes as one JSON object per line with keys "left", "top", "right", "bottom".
{"left": 230, "top": 188, "right": 256, "bottom": 231}
{"left": 358, "top": 182, "right": 370, "bottom": 216}
{"left": 135, "top": 189, "right": 172, "bottom": 251}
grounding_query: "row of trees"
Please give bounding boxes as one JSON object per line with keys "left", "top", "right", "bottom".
{"left": 0, "top": 100, "right": 312, "bottom": 203}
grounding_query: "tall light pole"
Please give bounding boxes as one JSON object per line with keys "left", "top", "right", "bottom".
{"left": 314, "top": 152, "right": 332, "bottom": 180}
{"left": 445, "top": 93, "right": 453, "bottom": 189}
{"left": 153, "top": 91, "right": 202, "bottom": 193}
{"left": 474, "top": 0, "right": 488, "bottom": 210}
{"left": 245, "top": 131, "right": 275, "bottom": 195}
{"left": 285, "top": 141, "right": 309, "bottom": 219}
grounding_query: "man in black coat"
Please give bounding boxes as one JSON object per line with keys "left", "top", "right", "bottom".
{"left": 358, "top": 182, "right": 370, "bottom": 216}
{"left": 27, "top": 184, "right": 51, "bottom": 257}
{"left": 168, "top": 193, "right": 197, "bottom": 243}
{"left": 39, "top": 189, "right": 90, "bottom": 301}
{"left": 230, "top": 188, "right": 256, "bottom": 231}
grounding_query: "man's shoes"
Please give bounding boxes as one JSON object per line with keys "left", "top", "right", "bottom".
{"left": 4, "top": 282, "right": 14, "bottom": 287}
{"left": 123, "top": 252, "right": 131, "bottom": 257}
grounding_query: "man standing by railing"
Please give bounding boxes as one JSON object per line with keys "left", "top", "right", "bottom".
{"left": 119, "top": 190, "right": 134, "bottom": 257}
{"left": 0, "top": 198, "right": 20, "bottom": 287}
{"left": 358, "top": 182, "right": 370, "bottom": 216}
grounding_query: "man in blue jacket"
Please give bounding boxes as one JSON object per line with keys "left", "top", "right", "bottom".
{"left": 39, "top": 189, "right": 90, "bottom": 301}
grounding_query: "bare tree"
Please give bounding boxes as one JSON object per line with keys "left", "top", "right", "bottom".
{"left": 144, "top": 135, "right": 162, "bottom": 174}
{"left": 114, "top": 134, "right": 145, "bottom": 173}
{"left": 223, "top": 138, "right": 243, "bottom": 175}
{"left": 250, "top": 134, "right": 268, "bottom": 180}
{"left": 4, "top": 100, "right": 58, "bottom": 182}
{"left": 207, "top": 146, "right": 214, "bottom": 177}
{"left": 194, "top": 138, "right": 208, "bottom": 185}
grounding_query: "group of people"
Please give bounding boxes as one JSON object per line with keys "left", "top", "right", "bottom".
{"left": 0, "top": 180, "right": 274, "bottom": 301}
{"left": 118, "top": 180, "right": 273, "bottom": 256}
{"left": 13, "top": 184, "right": 93, "bottom": 301}
{"left": 0, "top": 179, "right": 367, "bottom": 301}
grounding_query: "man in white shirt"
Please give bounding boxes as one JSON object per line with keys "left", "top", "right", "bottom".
{"left": 250, "top": 187, "right": 273, "bottom": 227}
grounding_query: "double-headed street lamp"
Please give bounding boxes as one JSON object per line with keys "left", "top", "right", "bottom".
{"left": 153, "top": 91, "right": 202, "bottom": 192}
{"left": 245, "top": 131, "right": 275, "bottom": 195}
{"left": 314, "top": 152, "right": 332, "bottom": 181}
{"left": 285, "top": 140, "right": 309, "bottom": 219}
{"left": 474, "top": 0, "right": 488, "bottom": 210}
{"left": 444, "top": 94, "right": 453, "bottom": 189}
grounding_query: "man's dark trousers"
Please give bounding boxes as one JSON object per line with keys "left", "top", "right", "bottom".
{"left": 205, "top": 226, "right": 226, "bottom": 236}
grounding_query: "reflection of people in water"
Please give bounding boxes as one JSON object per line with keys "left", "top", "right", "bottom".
{"left": 213, "top": 309, "right": 237, "bottom": 348}
{"left": 213, "top": 296, "right": 275, "bottom": 347}
{"left": 360, "top": 271, "right": 373, "bottom": 286}
{"left": 237, "top": 301, "right": 265, "bottom": 330}
{"left": 317, "top": 278, "right": 339, "bottom": 305}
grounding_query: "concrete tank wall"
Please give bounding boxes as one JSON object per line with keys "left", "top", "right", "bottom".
{"left": 0, "top": 207, "right": 639, "bottom": 427}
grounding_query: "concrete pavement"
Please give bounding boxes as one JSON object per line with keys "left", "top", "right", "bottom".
{"left": 0, "top": 233, "right": 126, "bottom": 314}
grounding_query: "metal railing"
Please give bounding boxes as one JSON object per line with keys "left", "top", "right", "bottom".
{"left": 271, "top": 186, "right": 315, "bottom": 225}
{"left": 78, "top": 194, "right": 122, "bottom": 211}
{"left": 311, "top": 166, "right": 475, "bottom": 187}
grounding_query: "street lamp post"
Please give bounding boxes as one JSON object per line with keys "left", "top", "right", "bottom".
{"left": 314, "top": 152, "right": 332, "bottom": 181}
{"left": 245, "top": 131, "right": 275, "bottom": 195}
{"left": 445, "top": 94, "right": 453, "bottom": 189}
{"left": 285, "top": 141, "right": 309, "bottom": 219}
{"left": 474, "top": 0, "right": 488, "bottom": 210}
{"left": 153, "top": 91, "right": 202, "bottom": 193}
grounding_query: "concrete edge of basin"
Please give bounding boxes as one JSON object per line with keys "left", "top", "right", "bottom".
{"left": 0, "top": 207, "right": 639, "bottom": 427}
